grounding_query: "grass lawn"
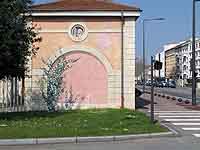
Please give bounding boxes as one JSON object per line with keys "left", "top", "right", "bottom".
{"left": 0, "top": 109, "right": 167, "bottom": 139}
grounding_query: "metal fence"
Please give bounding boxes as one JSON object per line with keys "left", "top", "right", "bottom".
{"left": 0, "top": 78, "right": 25, "bottom": 112}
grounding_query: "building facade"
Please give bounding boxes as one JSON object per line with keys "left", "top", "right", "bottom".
{"left": 165, "top": 39, "right": 200, "bottom": 80}
{"left": 153, "top": 38, "right": 200, "bottom": 88}
{"left": 154, "top": 43, "right": 178, "bottom": 79}
{"left": 23, "top": 0, "right": 140, "bottom": 110}
{"left": 165, "top": 47, "right": 178, "bottom": 79}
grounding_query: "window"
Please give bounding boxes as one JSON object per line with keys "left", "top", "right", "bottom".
{"left": 69, "top": 23, "right": 88, "bottom": 42}
{"left": 183, "top": 65, "right": 187, "bottom": 71}
{"left": 183, "top": 56, "right": 187, "bottom": 62}
{"left": 177, "top": 58, "right": 179, "bottom": 64}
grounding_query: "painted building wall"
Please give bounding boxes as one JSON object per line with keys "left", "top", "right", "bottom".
{"left": 32, "top": 18, "right": 122, "bottom": 70}
{"left": 27, "top": 16, "right": 136, "bottom": 110}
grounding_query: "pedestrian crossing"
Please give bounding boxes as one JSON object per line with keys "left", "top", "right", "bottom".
{"left": 193, "top": 134, "right": 200, "bottom": 137}
{"left": 154, "top": 111, "right": 200, "bottom": 138}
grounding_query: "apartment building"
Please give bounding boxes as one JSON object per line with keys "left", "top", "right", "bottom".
{"left": 164, "top": 38, "right": 200, "bottom": 80}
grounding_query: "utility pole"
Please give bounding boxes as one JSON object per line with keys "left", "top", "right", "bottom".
{"left": 143, "top": 20, "right": 146, "bottom": 93}
{"left": 151, "top": 56, "right": 154, "bottom": 123}
{"left": 191, "top": 0, "right": 200, "bottom": 105}
{"left": 159, "top": 53, "right": 161, "bottom": 81}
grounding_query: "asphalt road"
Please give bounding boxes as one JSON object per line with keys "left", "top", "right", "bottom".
{"left": 137, "top": 86, "right": 200, "bottom": 102}
{"left": 1, "top": 136, "right": 200, "bottom": 150}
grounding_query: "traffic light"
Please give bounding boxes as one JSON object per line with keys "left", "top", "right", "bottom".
{"left": 154, "top": 61, "right": 162, "bottom": 70}
{"left": 195, "top": 72, "right": 198, "bottom": 77}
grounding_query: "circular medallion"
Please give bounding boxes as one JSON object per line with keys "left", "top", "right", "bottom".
{"left": 69, "top": 23, "right": 88, "bottom": 42}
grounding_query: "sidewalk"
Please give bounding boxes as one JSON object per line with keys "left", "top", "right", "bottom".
{"left": 136, "top": 93, "right": 199, "bottom": 112}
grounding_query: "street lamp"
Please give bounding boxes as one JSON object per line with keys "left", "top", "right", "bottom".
{"left": 192, "top": 0, "right": 200, "bottom": 105}
{"left": 142, "top": 18, "right": 165, "bottom": 93}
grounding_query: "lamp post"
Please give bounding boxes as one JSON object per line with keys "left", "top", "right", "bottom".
{"left": 142, "top": 18, "right": 165, "bottom": 93}
{"left": 192, "top": 0, "right": 200, "bottom": 105}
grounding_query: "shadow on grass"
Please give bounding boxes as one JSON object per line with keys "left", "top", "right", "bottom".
{"left": 0, "top": 110, "right": 78, "bottom": 121}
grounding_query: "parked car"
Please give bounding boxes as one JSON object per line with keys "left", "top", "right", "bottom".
{"left": 135, "top": 88, "right": 142, "bottom": 97}
{"left": 145, "top": 80, "right": 151, "bottom": 86}
{"left": 156, "top": 82, "right": 164, "bottom": 88}
{"left": 168, "top": 81, "right": 176, "bottom": 88}
{"left": 136, "top": 80, "right": 143, "bottom": 85}
{"left": 161, "top": 81, "right": 168, "bottom": 87}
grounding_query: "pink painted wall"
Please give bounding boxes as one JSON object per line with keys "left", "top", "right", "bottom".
{"left": 32, "top": 17, "right": 122, "bottom": 108}
{"left": 32, "top": 17, "right": 121, "bottom": 70}
{"left": 58, "top": 52, "right": 107, "bottom": 106}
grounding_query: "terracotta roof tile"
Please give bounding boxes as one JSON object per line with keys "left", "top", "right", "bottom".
{"left": 32, "top": 0, "right": 140, "bottom": 11}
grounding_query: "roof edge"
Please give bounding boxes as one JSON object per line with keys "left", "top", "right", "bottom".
{"left": 31, "top": 0, "right": 141, "bottom": 12}
{"left": 31, "top": 11, "right": 141, "bottom": 17}
{"left": 31, "top": 9, "right": 142, "bottom": 12}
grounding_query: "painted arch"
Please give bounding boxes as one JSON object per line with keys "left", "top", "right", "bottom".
{"left": 46, "top": 47, "right": 113, "bottom": 107}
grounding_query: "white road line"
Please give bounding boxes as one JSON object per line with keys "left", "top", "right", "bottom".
{"left": 173, "top": 123, "right": 200, "bottom": 126}
{"left": 182, "top": 128, "right": 200, "bottom": 131}
{"left": 164, "top": 119, "right": 200, "bottom": 122}
{"left": 159, "top": 116, "right": 200, "bottom": 118}
{"left": 193, "top": 134, "right": 200, "bottom": 137}
{"left": 155, "top": 113, "right": 200, "bottom": 115}
{"left": 149, "top": 111, "right": 200, "bottom": 113}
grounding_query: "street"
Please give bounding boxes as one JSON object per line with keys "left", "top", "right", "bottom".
{"left": 0, "top": 136, "right": 200, "bottom": 150}
{"left": 137, "top": 86, "right": 200, "bottom": 102}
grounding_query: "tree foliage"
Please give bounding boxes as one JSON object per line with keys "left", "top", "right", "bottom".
{"left": 0, "top": 0, "right": 41, "bottom": 79}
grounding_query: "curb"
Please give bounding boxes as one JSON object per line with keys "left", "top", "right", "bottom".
{"left": 0, "top": 132, "right": 177, "bottom": 146}
{"left": 160, "top": 122, "right": 180, "bottom": 137}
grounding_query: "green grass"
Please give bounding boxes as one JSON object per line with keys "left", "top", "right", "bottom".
{"left": 0, "top": 109, "right": 167, "bottom": 139}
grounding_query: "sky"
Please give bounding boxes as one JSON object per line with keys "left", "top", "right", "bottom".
{"left": 33, "top": 0, "right": 200, "bottom": 64}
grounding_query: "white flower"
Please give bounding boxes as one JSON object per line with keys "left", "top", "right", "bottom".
{"left": 0, "top": 124, "right": 8, "bottom": 127}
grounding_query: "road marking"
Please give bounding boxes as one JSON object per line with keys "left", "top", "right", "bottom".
{"left": 173, "top": 123, "right": 200, "bottom": 126}
{"left": 159, "top": 116, "right": 200, "bottom": 118}
{"left": 193, "top": 134, "right": 200, "bottom": 137}
{"left": 164, "top": 119, "right": 200, "bottom": 122}
{"left": 149, "top": 111, "right": 200, "bottom": 113}
{"left": 155, "top": 113, "right": 200, "bottom": 115}
{"left": 182, "top": 128, "right": 200, "bottom": 131}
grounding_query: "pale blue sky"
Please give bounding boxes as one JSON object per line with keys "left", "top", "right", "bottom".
{"left": 33, "top": 0, "right": 200, "bottom": 63}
